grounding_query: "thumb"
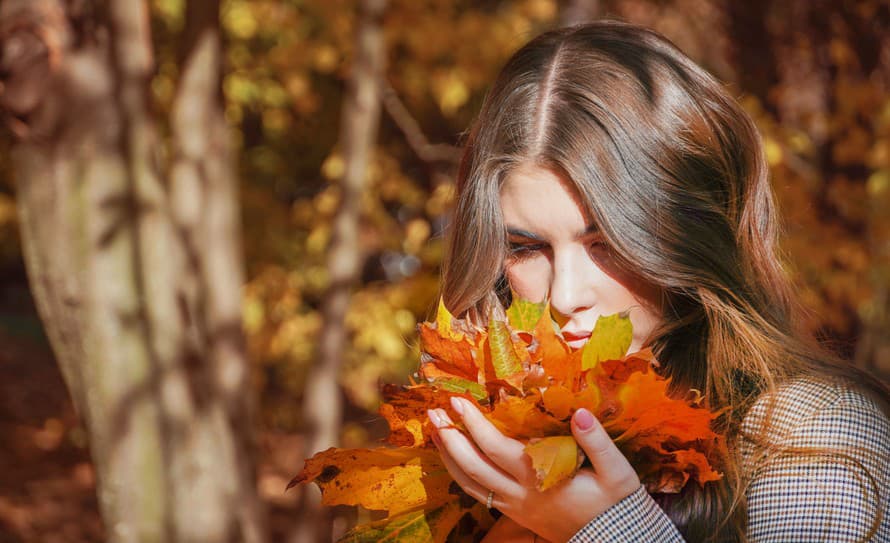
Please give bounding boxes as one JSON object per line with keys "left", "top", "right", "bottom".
{"left": 571, "top": 408, "right": 638, "bottom": 487}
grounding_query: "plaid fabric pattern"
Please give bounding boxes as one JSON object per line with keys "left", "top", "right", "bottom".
{"left": 567, "top": 378, "right": 890, "bottom": 542}
{"left": 740, "top": 378, "right": 890, "bottom": 542}
{"left": 567, "top": 485, "right": 684, "bottom": 542}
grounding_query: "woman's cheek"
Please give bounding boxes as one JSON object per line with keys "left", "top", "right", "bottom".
{"left": 628, "top": 305, "right": 661, "bottom": 351}
{"left": 505, "top": 257, "right": 551, "bottom": 303}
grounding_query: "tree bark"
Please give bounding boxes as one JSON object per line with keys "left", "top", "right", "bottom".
{"left": 560, "top": 0, "right": 600, "bottom": 27}
{"left": 724, "top": 0, "right": 780, "bottom": 116}
{"left": 1, "top": 1, "right": 266, "bottom": 541}
{"left": 294, "top": 0, "right": 387, "bottom": 541}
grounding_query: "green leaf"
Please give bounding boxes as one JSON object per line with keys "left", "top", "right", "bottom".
{"left": 432, "top": 378, "right": 488, "bottom": 401}
{"left": 488, "top": 317, "right": 523, "bottom": 379}
{"left": 581, "top": 312, "right": 633, "bottom": 370}
{"left": 505, "top": 295, "right": 546, "bottom": 331}
{"left": 339, "top": 501, "right": 463, "bottom": 543}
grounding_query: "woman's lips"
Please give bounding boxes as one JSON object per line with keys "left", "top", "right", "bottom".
{"left": 561, "top": 331, "right": 591, "bottom": 349}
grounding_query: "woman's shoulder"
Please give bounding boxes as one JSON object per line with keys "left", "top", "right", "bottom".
{"left": 739, "top": 377, "right": 890, "bottom": 541}
{"left": 741, "top": 374, "right": 890, "bottom": 455}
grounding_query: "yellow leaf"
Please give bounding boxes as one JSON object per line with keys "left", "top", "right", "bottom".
{"left": 488, "top": 317, "right": 525, "bottom": 382}
{"left": 488, "top": 395, "right": 568, "bottom": 440}
{"left": 431, "top": 377, "right": 488, "bottom": 401}
{"left": 581, "top": 313, "right": 633, "bottom": 370}
{"left": 290, "top": 447, "right": 452, "bottom": 516}
{"left": 436, "top": 297, "right": 457, "bottom": 340}
{"left": 506, "top": 295, "right": 546, "bottom": 331}
{"left": 524, "top": 436, "right": 585, "bottom": 490}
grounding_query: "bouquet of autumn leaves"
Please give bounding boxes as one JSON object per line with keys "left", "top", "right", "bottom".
{"left": 290, "top": 298, "right": 725, "bottom": 542}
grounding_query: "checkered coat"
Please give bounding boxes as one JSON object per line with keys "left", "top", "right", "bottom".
{"left": 568, "top": 378, "right": 890, "bottom": 542}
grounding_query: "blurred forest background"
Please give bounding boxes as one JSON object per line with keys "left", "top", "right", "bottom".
{"left": 0, "top": 0, "right": 888, "bottom": 542}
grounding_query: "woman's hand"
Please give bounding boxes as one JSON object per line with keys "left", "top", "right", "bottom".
{"left": 481, "top": 515, "right": 554, "bottom": 543}
{"left": 428, "top": 397, "right": 641, "bottom": 543}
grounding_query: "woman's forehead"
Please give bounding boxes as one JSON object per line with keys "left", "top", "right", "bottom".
{"left": 499, "top": 163, "right": 595, "bottom": 235}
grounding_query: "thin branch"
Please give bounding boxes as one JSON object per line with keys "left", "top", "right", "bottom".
{"left": 381, "top": 79, "right": 461, "bottom": 165}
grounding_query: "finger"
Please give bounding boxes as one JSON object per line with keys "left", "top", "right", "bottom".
{"left": 432, "top": 429, "right": 498, "bottom": 507}
{"left": 450, "top": 397, "right": 535, "bottom": 483}
{"left": 571, "top": 408, "right": 639, "bottom": 488}
{"left": 428, "top": 408, "right": 523, "bottom": 502}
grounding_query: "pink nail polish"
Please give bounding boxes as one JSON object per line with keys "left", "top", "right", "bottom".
{"left": 450, "top": 396, "right": 465, "bottom": 415}
{"left": 574, "top": 408, "right": 596, "bottom": 431}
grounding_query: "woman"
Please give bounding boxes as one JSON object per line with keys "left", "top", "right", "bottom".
{"left": 425, "top": 21, "right": 890, "bottom": 542}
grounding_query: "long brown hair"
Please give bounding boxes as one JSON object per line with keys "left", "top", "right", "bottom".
{"left": 441, "top": 21, "right": 888, "bottom": 542}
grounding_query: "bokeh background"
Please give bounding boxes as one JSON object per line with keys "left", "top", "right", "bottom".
{"left": 0, "top": 0, "right": 888, "bottom": 541}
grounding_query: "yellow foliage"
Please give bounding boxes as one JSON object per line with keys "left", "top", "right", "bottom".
{"left": 867, "top": 170, "right": 890, "bottom": 197}
{"left": 763, "top": 137, "right": 783, "bottom": 167}
{"left": 432, "top": 71, "right": 469, "bottom": 116}
{"left": 321, "top": 153, "right": 345, "bottom": 181}
{"left": 262, "top": 109, "right": 291, "bottom": 137}
{"left": 313, "top": 44, "right": 341, "bottom": 74}
{"left": 152, "top": 0, "right": 184, "bottom": 30}
{"left": 203, "top": 0, "right": 890, "bottom": 439}
{"left": 315, "top": 186, "right": 341, "bottom": 215}
{"left": 243, "top": 297, "right": 265, "bottom": 334}
{"left": 223, "top": 72, "right": 258, "bottom": 105}
{"left": 285, "top": 74, "right": 311, "bottom": 100}
{"left": 223, "top": 1, "right": 258, "bottom": 40}
{"left": 522, "top": 0, "right": 557, "bottom": 21}
{"left": 403, "top": 219, "right": 430, "bottom": 254}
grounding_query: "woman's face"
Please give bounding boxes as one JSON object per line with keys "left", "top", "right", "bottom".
{"left": 500, "top": 163, "right": 661, "bottom": 352}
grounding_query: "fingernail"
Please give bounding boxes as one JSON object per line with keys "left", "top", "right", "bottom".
{"left": 574, "top": 408, "right": 596, "bottom": 431}
{"left": 437, "top": 408, "right": 453, "bottom": 425}
{"left": 428, "top": 409, "right": 445, "bottom": 428}
{"left": 450, "top": 396, "right": 465, "bottom": 415}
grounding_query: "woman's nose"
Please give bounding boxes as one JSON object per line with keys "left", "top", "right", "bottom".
{"left": 549, "top": 247, "right": 594, "bottom": 318}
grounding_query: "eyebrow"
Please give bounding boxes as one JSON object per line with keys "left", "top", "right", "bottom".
{"left": 506, "top": 227, "right": 543, "bottom": 240}
{"left": 505, "top": 224, "right": 599, "bottom": 240}
{"left": 580, "top": 224, "right": 600, "bottom": 237}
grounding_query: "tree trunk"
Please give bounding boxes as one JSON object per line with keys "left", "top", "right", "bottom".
{"left": 560, "top": 0, "right": 600, "bottom": 27}
{"left": 0, "top": 1, "right": 266, "bottom": 541}
{"left": 724, "top": 0, "right": 780, "bottom": 116}
{"left": 294, "top": 0, "right": 387, "bottom": 541}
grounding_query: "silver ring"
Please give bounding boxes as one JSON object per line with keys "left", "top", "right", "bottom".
{"left": 485, "top": 489, "right": 494, "bottom": 509}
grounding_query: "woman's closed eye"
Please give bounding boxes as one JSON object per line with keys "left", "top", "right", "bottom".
{"left": 585, "top": 234, "right": 609, "bottom": 257}
{"left": 507, "top": 241, "right": 549, "bottom": 261}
